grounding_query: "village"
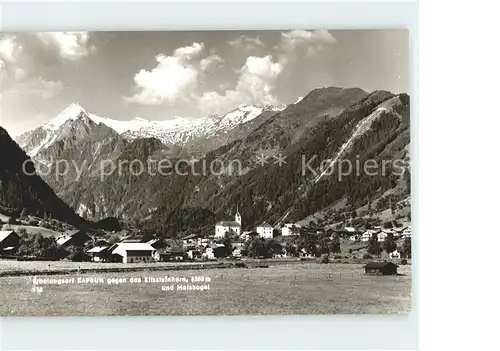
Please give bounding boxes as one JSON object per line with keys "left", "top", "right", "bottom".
{"left": 0, "top": 207, "right": 412, "bottom": 276}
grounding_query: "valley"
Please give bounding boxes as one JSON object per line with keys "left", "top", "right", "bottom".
{"left": 1, "top": 84, "right": 411, "bottom": 273}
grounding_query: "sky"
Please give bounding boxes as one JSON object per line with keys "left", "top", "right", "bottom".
{"left": 0, "top": 30, "right": 408, "bottom": 137}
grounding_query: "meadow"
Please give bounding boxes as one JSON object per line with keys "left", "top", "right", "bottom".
{"left": 0, "top": 263, "right": 412, "bottom": 316}
{"left": 0, "top": 224, "right": 61, "bottom": 237}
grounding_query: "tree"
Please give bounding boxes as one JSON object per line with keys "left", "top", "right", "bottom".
{"left": 329, "top": 235, "right": 341, "bottom": 254}
{"left": 383, "top": 233, "right": 397, "bottom": 254}
{"left": 16, "top": 233, "right": 67, "bottom": 260}
{"left": 222, "top": 233, "right": 233, "bottom": 257}
{"left": 318, "top": 237, "right": 330, "bottom": 254}
{"left": 284, "top": 242, "right": 298, "bottom": 257}
{"left": 403, "top": 236, "right": 412, "bottom": 258}
{"left": 265, "top": 239, "right": 283, "bottom": 257}
{"left": 133, "top": 217, "right": 141, "bottom": 233}
{"left": 272, "top": 228, "right": 280, "bottom": 238}
{"left": 67, "top": 246, "right": 91, "bottom": 262}
{"left": 246, "top": 238, "right": 268, "bottom": 258}
{"left": 141, "top": 232, "right": 155, "bottom": 243}
{"left": 20, "top": 207, "right": 28, "bottom": 219}
{"left": 297, "top": 236, "right": 319, "bottom": 257}
{"left": 7, "top": 216, "right": 19, "bottom": 225}
{"left": 367, "top": 233, "right": 382, "bottom": 256}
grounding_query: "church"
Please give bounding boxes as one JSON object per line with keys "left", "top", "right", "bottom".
{"left": 215, "top": 209, "right": 242, "bottom": 238}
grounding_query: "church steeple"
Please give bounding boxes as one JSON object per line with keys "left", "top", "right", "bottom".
{"left": 235, "top": 204, "right": 242, "bottom": 226}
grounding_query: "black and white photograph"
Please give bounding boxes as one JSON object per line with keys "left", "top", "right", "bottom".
{"left": 0, "top": 30, "right": 411, "bottom": 316}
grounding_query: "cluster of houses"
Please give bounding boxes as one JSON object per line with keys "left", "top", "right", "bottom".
{"left": 215, "top": 210, "right": 300, "bottom": 240}
{"left": 347, "top": 225, "right": 412, "bottom": 242}
{"left": 85, "top": 236, "right": 250, "bottom": 264}
{"left": 1, "top": 207, "right": 412, "bottom": 264}
{"left": 215, "top": 210, "right": 411, "bottom": 244}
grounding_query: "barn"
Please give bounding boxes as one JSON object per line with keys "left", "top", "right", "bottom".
{"left": 0, "top": 230, "right": 21, "bottom": 254}
{"left": 364, "top": 261, "right": 399, "bottom": 276}
{"left": 56, "top": 229, "right": 91, "bottom": 247}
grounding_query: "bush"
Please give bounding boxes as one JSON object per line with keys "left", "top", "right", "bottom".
{"left": 363, "top": 254, "right": 373, "bottom": 259}
{"left": 40, "top": 221, "right": 51, "bottom": 229}
{"left": 383, "top": 221, "right": 393, "bottom": 229}
{"left": 16, "top": 233, "right": 67, "bottom": 260}
{"left": 316, "top": 254, "right": 330, "bottom": 264}
{"left": 8, "top": 217, "right": 20, "bottom": 225}
{"left": 334, "top": 255, "right": 342, "bottom": 259}
{"left": 66, "top": 246, "right": 90, "bottom": 262}
{"left": 401, "top": 258, "right": 408, "bottom": 265}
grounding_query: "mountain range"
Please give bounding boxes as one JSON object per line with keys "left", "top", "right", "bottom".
{"left": 16, "top": 102, "right": 287, "bottom": 161}
{"left": 4, "top": 85, "right": 411, "bottom": 237}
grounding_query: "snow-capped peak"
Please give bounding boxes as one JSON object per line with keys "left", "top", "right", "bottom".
{"left": 44, "top": 103, "right": 89, "bottom": 131}
{"left": 18, "top": 101, "right": 291, "bottom": 158}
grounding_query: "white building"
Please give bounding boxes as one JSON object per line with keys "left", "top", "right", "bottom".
{"left": 111, "top": 243, "right": 156, "bottom": 263}
{"left": 256, "top": 222, "right": 274, "bottom": 239}
{"left": 389, "top": 249, "right": 401, "bottom": 259}
{"left": 401, "top": 226, "right": 412, "bottom": 238}
{"left": 377, "top": 232, "right": 388, "bottom": 242}
{"left": 361, "top": 229, "right": 379, "bottom": 242}
{"left": 215, "top": 210, "right": 242, "bottom": 238}
{"left": 281, "top": 223, "right": 301, "bottom": 236}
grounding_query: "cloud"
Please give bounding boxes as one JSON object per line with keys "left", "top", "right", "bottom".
{"left": 198, "top": 55, "right": 283, "bottom": 113}
{"left": 125, "top": 43, "right": 204, "bottom": 105}
{"left": 8, "top": 76, "right": 65, "bottom": 100}
{"left": 126, "top": 43, "right": 224, "bottom": 106}
{"left": 228, "top": 35, "right": 264, "bottom": 50}
{"left": 36, "top": 32, "right": 95, "bottom": 61}
{"left": 173, "top": 42, "right": 204, "bottom": 60}
{"left": 200, "top": 54, "right": 224, "bottom": 71}
{"left": 279, "top": 29, "right": 336, "bottom": 58}
{"left": 0, "top": 35, "right": 23, "bottom": 67}
{"left": 13, "top": 68, "right": 27, "bottom": 80}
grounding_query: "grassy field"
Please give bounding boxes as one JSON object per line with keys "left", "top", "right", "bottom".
{"left": 0, "top": 224, "right": 62, "bottom": 237}
{"left": 0, "top": 263, "right": 412, "bottom": 316}
{"left": 0, "top": 259, "right": 233, "bottom": 273}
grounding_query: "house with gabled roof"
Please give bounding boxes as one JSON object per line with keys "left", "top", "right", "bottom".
{"left": 361, "top": 229, "right": 381, "bottom": 242}
{"left": 86, "top": 246, "right": 110, "bottom": 262}
{"left": 0, "top": 230, "right": 20, "bottom": 254}
{"left": 110, "top": 242, "right": 156, "bottom": 263}
{"left": 281, "top": 223, "right": 301, "bottom": 236}
{"left": 56, "top": 229, "right": 90, "bottom": 247}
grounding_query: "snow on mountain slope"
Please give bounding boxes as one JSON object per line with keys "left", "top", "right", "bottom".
{"left": 314, "top": 95, "right": 403, "bottom": 184}
{"left": 17, "top": 103, "right": 98, "bottom": 157}
{"left": 293, "top": 96, "right": 304, "bottom": 104}
{"left": 121, "top": 103, "right": 286, "bottom": 145}
{"left": 16, "top": 102, "right": 288, "bottom": 158}
{"left": 44, "top": 103, "right": 89, "bottom": 131}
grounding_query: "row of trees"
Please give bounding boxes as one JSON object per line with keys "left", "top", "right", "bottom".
{"left": 367, "top": 233, "right": 412, "bottom": 258}
{"left": 214, "top": 231, "right": 343, "bottom": 259}
{"left": 12, "top": 229, "right": 89, "bottom": 261}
